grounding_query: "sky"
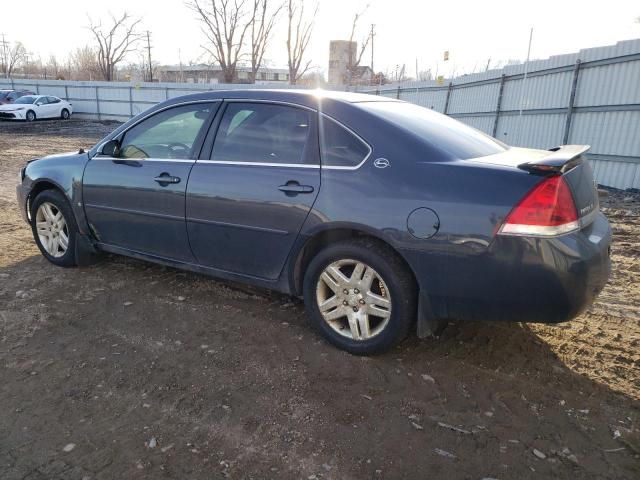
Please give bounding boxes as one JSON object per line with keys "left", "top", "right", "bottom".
{"left": 1, "top": 0, "right": 639, "bottom": 78}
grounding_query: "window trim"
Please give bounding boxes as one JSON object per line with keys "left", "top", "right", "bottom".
{"left": 94, "top": 98, "right": 373, "bottom": 171}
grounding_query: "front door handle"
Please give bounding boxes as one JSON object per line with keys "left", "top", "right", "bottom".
{"left": 278, "top": 181, "right": 314, "bottom": 196}
{"left": 154, "top": 173, "right": 181, "bottom": 186}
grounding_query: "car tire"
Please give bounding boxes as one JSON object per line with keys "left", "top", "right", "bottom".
{"left": 30, "top": 189, "right": 78, "bottom": 268}
{"left": 303, "top": 238, "right": 417, "bottom": 355}
{"left": 61, "top": 108, "right": 70, "bottom": 120}
{"left": 26, "top": 110, "right": 36, "bottom": 122}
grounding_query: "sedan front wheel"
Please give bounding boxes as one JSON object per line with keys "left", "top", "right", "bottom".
{"left": 303, "top": 238, "right": 417, "bottom": 355}
{"left": 30, "top": 190, "right": 78, "bottom": 267}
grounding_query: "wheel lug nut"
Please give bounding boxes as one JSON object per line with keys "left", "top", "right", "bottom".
{"left": 343, "top": 289, "right": 349, "bottom": 294}
{"left": 343, "top": 300, "right": 348, "bottom": 306}
{"left": 352, "top": 306, "right": 358, "bottom": 312}
{"left": 359, "top": 299, "right": 365, "bottom": 304}
{"left": 354, "top": 288, "right": 359, "bottom": 294}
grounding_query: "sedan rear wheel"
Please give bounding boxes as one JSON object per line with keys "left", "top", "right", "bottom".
{"left": 61, "top": 108, "right": 70, "bottom": 120}
{"left": 316, "top": 259, "right": 392, "bottom": 341}
{"left": 303, "top": 238, "right": 417, "bottom": 355}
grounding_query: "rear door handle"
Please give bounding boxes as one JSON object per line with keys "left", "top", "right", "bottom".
{"left": 154, "top": 173, "right": 181, "bottom": 186}
{"left": 278, "top": 181, "right": 314, "bottom": 196}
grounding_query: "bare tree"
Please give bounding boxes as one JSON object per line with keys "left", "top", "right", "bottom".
{"left": 69, "top": 46, "right": 101, "bottom": 80}
{"left": 87, "top": 12, "right": 143, "bottom": 81}
{"left": 286, "top": 0, "right": 317, "bottom": 85}
{"left": 188, "top": 0, "right": 253, "bottom": 83}
{"left": 345, "top": 6, "right": 371, "bottom": 85}
{"left": 249, "top": 0, "right": 283, "bottom": 83}
{"left": 45, "top": 55, "right": 62, "bottom": 79}
{"left": 5, "top": 41, "right": 28, "bottom": 78}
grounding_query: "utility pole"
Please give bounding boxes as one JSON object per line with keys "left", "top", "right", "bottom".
{"left": 519, "top": 27, "right": 534, "bottom": 117}
{"left": 146, "top": 31, "right": 153, "bottom": 82}
{"left": 370, "top": 24, "right": 375, "bottom": 73}
{"left": 0, "top": 33, "right": 9, "bottom": 78}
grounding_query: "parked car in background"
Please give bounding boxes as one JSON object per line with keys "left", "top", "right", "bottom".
{"left": 0, "top": 95, "right": 72, "bottom": 121}
{"left": 0, "top": 89, "right": 36, "bottom": 104}
{"left": 15, "top": 90, "right": 611, "bottom": 355}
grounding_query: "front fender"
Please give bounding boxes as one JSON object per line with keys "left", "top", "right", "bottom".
{"left": 22, "top": 151, "right": 91, "bottom": 235}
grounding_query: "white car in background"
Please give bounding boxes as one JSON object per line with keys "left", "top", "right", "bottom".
{"left": 0, "top": 95, "right": 73, "bottom": 121}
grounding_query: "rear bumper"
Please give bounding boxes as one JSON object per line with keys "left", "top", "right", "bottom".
{"left": 408, "top": 212, "right": 612, "bottom": 323}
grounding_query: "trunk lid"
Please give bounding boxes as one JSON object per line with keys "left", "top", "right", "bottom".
{"left": 471, "top": 145, "right": 599, "bottom": 225}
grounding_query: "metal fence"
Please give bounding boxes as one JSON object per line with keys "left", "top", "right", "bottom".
{"left": 0, "top": 78, "right": 306, "bottom": 122}
{"left": 364, "top": 39, "right": 640, "bottom": 191}
{"left": 1, "top": 38, "right": 639, "bottom": 190}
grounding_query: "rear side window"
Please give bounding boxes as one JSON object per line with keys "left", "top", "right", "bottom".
{"left": 47, "top": 96, "right": 60, "bottom": 104}
{"left": 320, "top": 117, "right": 370, "bottom": 168}
{"left": 212, "top": 102, "right": 312, "bottom": 165}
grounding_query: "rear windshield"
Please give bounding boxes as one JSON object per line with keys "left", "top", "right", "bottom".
{"left": 358, "top": 101, "right": 507, "bottom": 160}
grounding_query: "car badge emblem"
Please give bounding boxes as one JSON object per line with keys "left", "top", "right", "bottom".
{"left": 374, "top": 158, "right": 390, "bottom": 169}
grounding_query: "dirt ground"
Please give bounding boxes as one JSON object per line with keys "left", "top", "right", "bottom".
{"left": 0, "top": 119, "right": 638, "bottom": 480}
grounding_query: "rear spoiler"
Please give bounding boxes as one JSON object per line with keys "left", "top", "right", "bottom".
{"left": 518, "top": 145, "right": 590, "bottom": 175}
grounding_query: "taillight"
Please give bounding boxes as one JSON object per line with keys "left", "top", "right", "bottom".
{"left": 499, "top": 175, "right": 579, "bottom": 236}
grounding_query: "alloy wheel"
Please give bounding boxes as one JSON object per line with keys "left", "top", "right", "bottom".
{"left": 315, "top": 259, "right": 392, "bottom": 340}
{"left": 35, "top": 202, "right": 69, "bottom": 258}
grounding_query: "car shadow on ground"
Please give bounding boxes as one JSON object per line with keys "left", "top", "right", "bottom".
{"left": 1, "top": 254, "right": 638, "bottom": 479}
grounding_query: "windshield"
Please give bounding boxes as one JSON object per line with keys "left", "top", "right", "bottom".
{"left": 14, "top": 96, "right": 37, "bottom": 105}
{"left": 358, "top": 101, "right": 507, "bottom": 160}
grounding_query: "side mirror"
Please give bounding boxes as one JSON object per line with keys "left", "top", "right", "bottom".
{"left": 100, "top": 139, "right": 120, "bottom": 157}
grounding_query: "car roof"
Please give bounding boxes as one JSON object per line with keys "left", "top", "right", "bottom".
{"left": 161, "top": 88, "right": 396, "bottom": 110}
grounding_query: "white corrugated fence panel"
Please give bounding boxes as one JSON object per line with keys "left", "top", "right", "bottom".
{"left": 448, "top": 82, "right": 500, "bottom": 114}
{"left": 495, "top": 113, "right": 565, "bottom": 149}
{"left": 590, "top": 158, "right": 640, "bottom": 190}
{"left": 455, "top": 115, "right": 495, "bottom": 135}
{"left": 575, "top": 60, "right": 640, "bottom": 106}
{"left": 500, "top": 71, "right": 573, "bottom": 110}
{"left": 399, "top": 89, "right": 448, "bottom": 112}
{"left": 570, "top": 111, "right": 640, "bottom": 157}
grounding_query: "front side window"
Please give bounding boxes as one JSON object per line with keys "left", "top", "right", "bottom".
{"left": 320, "top": 117, "right": 370, "bottom": 168}
{"left": 36, "top": 97, "right": 49, "bottom": 105}
{"left": 119, "top": 103, "right": 214, "bottom": 160}
{"left": 212, "top": 103, "right": 312, "bottom": 165}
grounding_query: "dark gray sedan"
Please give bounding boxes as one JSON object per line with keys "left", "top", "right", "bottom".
{"left": 16, "top": 90, "right": 611, "bottom": 354}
